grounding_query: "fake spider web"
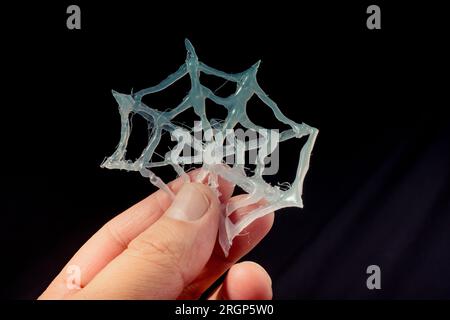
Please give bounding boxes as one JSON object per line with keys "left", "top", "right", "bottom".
{"left": 101, "top": 39, "right": 318, "bottom": 256}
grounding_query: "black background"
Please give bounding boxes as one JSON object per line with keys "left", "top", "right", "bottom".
{"left": 1, "top": 1, "right": 449, "bottom": 300}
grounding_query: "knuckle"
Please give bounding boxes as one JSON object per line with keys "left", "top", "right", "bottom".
{"left": 125, "top": 228, "right": 187, "bottom": 285}
{"left": 129, "top": 235, "right": 178, "bottom": 260}
{"left": 104, "top": 222, "right": 128, "bottom": 249}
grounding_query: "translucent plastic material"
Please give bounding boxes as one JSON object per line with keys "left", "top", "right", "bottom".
{"left": 101, "top": 40, "right": 318, "bottom": 256}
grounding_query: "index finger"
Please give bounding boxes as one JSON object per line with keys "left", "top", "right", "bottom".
{"left": 39, "top": 169, "right": 234, "bottom": 299}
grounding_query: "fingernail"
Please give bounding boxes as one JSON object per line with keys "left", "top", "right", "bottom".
{"left": 166, "top": 183, "right": 210, "bottom": 221}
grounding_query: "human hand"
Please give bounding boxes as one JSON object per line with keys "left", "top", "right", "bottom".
{"left": 39, "top": 171, "right": 274, "bottom": 299}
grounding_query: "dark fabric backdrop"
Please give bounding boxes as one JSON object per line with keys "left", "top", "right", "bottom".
{"left": 1, "top": 1, "right": 449, "bottom": 299}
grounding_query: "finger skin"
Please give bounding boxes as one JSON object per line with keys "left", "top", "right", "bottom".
{"left": 178, "top": 196, "right": 274, "bottom": 299}
{"left": 39, "top": 167, "right": 274, "bottom": 300}
{"left": 209, "top": 261, "right": 273, "bottom": 300}
{"left": 39, "top": 170, "right": 234, "bottom": 299}
{"left": 72, "top": 183, "right": 221, "bottom": 300}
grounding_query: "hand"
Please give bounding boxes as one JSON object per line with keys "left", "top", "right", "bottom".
{"left": 39, "top": 171, "right": 274, "bottom": 300}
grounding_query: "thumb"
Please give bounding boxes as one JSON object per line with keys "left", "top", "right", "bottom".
{"left": 76, "top": 182, "right": 221, "bottom": 299}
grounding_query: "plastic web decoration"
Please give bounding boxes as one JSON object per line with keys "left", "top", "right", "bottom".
{"left": 101, "top": 39, "right": 318, "bottom": 256}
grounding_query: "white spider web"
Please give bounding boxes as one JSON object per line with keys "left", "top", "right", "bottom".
{"left": 101, "top": 39, "right": 319, "bottom": 256}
